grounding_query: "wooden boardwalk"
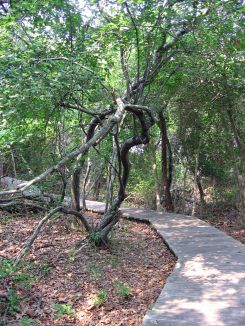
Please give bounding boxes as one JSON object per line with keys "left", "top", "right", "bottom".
{"left": 86, "top": 201, "right": 245, "bottom": 326}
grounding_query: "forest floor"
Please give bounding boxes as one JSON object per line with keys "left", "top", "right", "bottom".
{"left": 0, "top": 210, "right": 176, "bottom": 326}
{"left": 196, "top": 204, "right": 245, "bottom": 244}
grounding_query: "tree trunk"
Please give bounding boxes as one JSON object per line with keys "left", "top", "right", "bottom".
{"left": 196, "top": 174, "right": 206, "bottom": 205}
{"left": 96, "top": 106, "right": 154, "bottom": 246}
{"left": 10, "top": 146, "right": 17, "bottom": 178}
{"left": 105, "top": 137, "right": 118, "bottom": 212}
{"left": 150, "top": 141, "right": 162, "bottom": 211}
{"left": 192, "top": 140, "right": 201, "bottom": 216}
{"left": 158, "top": 112, "right": 174, "bottom": 212}
{"left": 71, "top": 165, "right": 81, "bottom": 211}
{"left": 82, "top": 158, "right": 92, "bottom": 210}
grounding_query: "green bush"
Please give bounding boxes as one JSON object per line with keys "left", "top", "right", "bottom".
{"left": 94, "top": 289, "right": 107, "bottom": 306}
{"left": 53, "top": 303, "right": 76, "bottom": 318}
{"left": 114, "top": 282, "right": 132, "bottom": 299}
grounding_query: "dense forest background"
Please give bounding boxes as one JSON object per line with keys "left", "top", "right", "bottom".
{"left": 0, "top": 0, "right": 244, "bottom": 232}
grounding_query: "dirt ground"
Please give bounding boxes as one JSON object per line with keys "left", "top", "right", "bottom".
{"left": 0, "top": 210, "right": 176, "bottom": 325}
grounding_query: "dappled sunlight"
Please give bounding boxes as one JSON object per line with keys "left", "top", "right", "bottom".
{"left": 153, "top": 297, "right": 231, "bottom": 325}
{"left": 145, "top": 253, "right": 245, "bottom": 325}
{"left": 181, "top": 255, "right": 245, "bottom": 282}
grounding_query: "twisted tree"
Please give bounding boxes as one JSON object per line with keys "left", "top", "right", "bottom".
{"left": 0, "top": 0, "right": 221, "bottom": 259}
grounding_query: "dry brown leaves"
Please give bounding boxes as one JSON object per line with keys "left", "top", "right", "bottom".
{"left": 197, "top": 205, "right": 245, "bottom": 244}
{"left": 0, "top": 211, "right": 176, "bottom": 325}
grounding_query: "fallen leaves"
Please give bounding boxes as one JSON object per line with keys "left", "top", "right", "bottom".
{"left": 0, "top": 211, "right": 176, "bottom": 325}
{"left": 197, "top": 205, "right": 245, "bottom": 244}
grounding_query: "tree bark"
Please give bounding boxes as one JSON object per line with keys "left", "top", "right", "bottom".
{"left": 82, "top": 158, "right": 92, "bottom": 209}
{"left": 105, "top": 142, "right": 117, "bottom": 212}
{"left": 196, "top": 174, "right": 206, "bottom": 205}
{"left": 96, "top": 106, "right": 154, "bottom": 245}
{"left": 150, "top": 141, "right": 162, "bottom": 211}
{"left": 71, "top": 166, "right": 81, "bottom": 211}
{"left": 10, "top": 146, "right": 17, "bottom": 178}
{"left": 158, "top": 112, "right": 174, "bottom": 212}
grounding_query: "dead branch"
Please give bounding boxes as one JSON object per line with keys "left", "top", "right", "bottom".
{"left": 15, "top": 206, "right": 63, "bottom": 264}
{"left": 15, "top": 206, "right": 91, "bottom": 264}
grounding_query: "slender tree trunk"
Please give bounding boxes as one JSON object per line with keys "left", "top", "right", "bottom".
{"left": 196, "top": 174, "right": 206, "bottom": 205}
{"left": 192, "top": 140, "right": 201, "bottom": 216}
{"left": 105, "top": 116, "right": 126, "bottom": 212}
{"left": 153, "top": 161, "right": 162, "bottom": 211}
{"left": 82, "top": 158, "right": 92, "bottom": 210}
{"left": 59, "top": 166, "right": 67, "bottom": 204}
{"left": 93, "top": 174, "right": 102, "bottom": 201}
{"left": 71, "top": 165, "right": 81, "bottom": 211}
{"left": 10, "top": 147, "right": 17, "bottom": 178}
{"left": 151, "top": 142, "right": 162, "bottom": 211}
{"left": 158, "top": 112, "right": 174, "bottom": 212}
{"left": 182, "top": 160, "right": 188, "bottom": 210}
{"left": 105, "top": 145, "right": 117, "bottom": 212}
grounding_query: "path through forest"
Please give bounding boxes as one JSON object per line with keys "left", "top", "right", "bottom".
{"left": 86, "top": 201, "right": 245, "bottom": 326}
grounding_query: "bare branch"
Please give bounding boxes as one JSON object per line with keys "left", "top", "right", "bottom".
{"left": 124, "top": 2, "right": 140, "bottom": 84}
{"left": 120, "top": 47, "right": 131, "bottom": 98}
{"left": 62, "top": 102, "right": 97, "bottom": 116}
{"left": 15, "top": 206, "right": 91, "bottom": 264}
{"left": 15, "top": 206, "right": 63, "bottom": 264}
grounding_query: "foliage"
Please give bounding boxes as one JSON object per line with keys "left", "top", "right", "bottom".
{"left": 94, "top": 289, "right": 107, "bottom": 306}
{"left": 53, "top": 303, "right": 76, "bottom": 318}
{"left": 0, "top": 259, "right": 35, "bottom": 287}
{"left": 20, "top": 317, "right": 38, "bottom": 326}
{"left": 114, "top": 282, "right": 132, "bottom": 299}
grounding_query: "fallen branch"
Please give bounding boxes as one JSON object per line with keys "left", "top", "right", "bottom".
{"left": 15, "top": 206, "right": 63, "bottom": 264}
{"left": 15, "top": 206, "right": 91, "bottom": 264}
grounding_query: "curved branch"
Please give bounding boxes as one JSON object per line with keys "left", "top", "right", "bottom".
{"left": 98, "top": 107, "right": 154, "bottom": 231}
{"left": 15, "top": 205, "right": 91, "bottom": 264}
{"left": 119, "top": 110, "right": 151, "bottom": 202}
{"left": 125, "top": 2, "right": 140, "bottom": 84}
{"left": 15, "top": 206, "right": 63, "bottom": 264}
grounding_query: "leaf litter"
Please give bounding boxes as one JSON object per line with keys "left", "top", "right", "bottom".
{"left": 0, "top": 210, "right": 176, "bottom": 325}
